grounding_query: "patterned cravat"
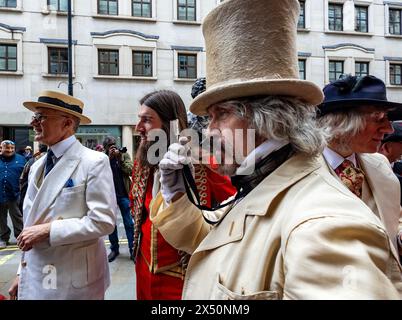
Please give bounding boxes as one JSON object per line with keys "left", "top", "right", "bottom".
{"left": 335, "top": 159, "right": 365, "bottom": 198}
{"left": 44, "top": 149, "right": 55, "bottom": 177}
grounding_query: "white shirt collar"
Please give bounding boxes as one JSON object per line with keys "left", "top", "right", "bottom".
{"left": 323, "top": 146, "right": 357, "bottom": 170}
{"left": 49, "top": 135, "right": 77, "bottom": 159}
{"left": 236, "top": 139, "right": 289, "bottom": 175}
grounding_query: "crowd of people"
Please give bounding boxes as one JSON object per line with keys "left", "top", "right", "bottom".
{"left": 2, "top": 0, "right": 402, "bottom": 299}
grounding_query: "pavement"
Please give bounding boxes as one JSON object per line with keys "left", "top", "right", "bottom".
{"left": 0, "top": 213, "right": 136, "bottom": 300}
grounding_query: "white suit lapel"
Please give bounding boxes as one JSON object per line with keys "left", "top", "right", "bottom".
{"left": 358, "top": 154, "right": 401, "bottom": 259}
{"left": 25, "top": 141, "right": 82, "bottom": 227}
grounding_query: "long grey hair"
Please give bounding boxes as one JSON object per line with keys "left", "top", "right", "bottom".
{"left": 213, "top": 96, "right": 328, "bottom": 156}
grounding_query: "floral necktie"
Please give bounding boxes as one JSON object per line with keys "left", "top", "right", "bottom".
{"left": 335, "top": 159, "right": 365, "bottom": 198}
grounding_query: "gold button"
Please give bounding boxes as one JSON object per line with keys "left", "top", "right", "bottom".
{"left": 21, "top": 261, "right": 27, "bottom": 267}
{"left": 57, "top": 216, "right": 63, "bottom": 220}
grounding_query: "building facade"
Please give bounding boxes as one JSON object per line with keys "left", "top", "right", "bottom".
{"left": 0, "top": 0, "right": 402, "bottom": 156}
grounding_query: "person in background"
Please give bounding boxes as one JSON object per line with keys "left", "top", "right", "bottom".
{"left": 317, "top": 75, "right": 402, "bottom": 263}
{"left": 8, "top": 90, "right": 117, "bottom": 300}
{"left": 95, "top": 144, "right": 104, "bottom": 152}
{"left": 23, "top": 146, "right": 33, "bottom": 161}
{"left": 103, "top": 136, "right": 134, "bottom": 262}
{"left": 131, "top": 89, "right": 235, "bottom": 300}
{"left": 379, "top": 121, "right": 402, "bottom": 206}
{"left": 0, "top": 140, "right": 26, "bottom": 249}
{"left": 19, "top": 144, "right": 48, "bottom": 213}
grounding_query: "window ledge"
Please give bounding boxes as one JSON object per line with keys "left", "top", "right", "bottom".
{"left": 172, "top": 20, "right": 201, "bottom": 26}
{"left": 0, "top": 71, "right": 23, "bottom": 76}
{"left": 385, "top": 34, "right": 402, "bottom": 39}
{"left": 41, "top": 10, "right": 74, "bottom": 16}
{"left": 0, "top": 7, "right": 22, "bottom": 13}
{"left": 387, "top": 84, "right": 402, "bottom": 88}
{"left": 92, "top": 14, "right": 156, "bottom": 22}
{"left": 42, "top": 73, "right": 75, "bottom": 78}
{"left": 325, "top": 30, "right": 373, "bottom": 36}
{"left": 297, "top": 28, "right": 311, "bottom": 33}
{"left": 174, "top": 78, "right": 197, "bottom": 82}
{"left": 93, "top": 75, "right": 157, "bottom": 80}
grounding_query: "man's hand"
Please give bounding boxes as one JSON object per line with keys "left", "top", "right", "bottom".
{"left": 17, "top": 223, "right": 51, "bottom": 251}
{"left": 159, "top": 137, "right": 192, "bottom": 203}
{"left": 108, "top": 145, "right": 120, "bottom": 159}
{"left": 8, "top": 276, "right": 19, "bottom": 300}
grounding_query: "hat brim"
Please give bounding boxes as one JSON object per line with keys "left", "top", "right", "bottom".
{"left": 189, "top": 79, "right": 324, "bottom": 115}
{"left": 319, "top": 99, "right": 402, "bottom": 121}
{"left": 23, "top": 101, "right": 91, "bottom": 124}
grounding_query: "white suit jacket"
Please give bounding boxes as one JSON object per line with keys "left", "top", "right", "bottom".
{"left": 18, "top": 140, "right": 117, "bottom": 300}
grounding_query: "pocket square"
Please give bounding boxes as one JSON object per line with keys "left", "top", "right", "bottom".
{"left": 64, "top": 178, "right": 74, "bottom": 188}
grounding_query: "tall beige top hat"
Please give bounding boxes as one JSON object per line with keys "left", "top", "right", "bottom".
{"left": 23, "top": 90, "right": 91, "bottom": 124}
{"left": 190, "top": 0, "right": 324, "bottom": 115}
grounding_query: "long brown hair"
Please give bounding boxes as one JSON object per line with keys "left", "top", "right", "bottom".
{"left": 137, "top": 90, "right": 188, "bottom": 167}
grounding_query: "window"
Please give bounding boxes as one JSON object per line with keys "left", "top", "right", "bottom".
{"left": 178, "top": 53, "right": 196, "bottom": 79}
{"left": 355, "top": 6, "right": 368, "bottom": 33}
{"left": 0, "top": 44, "right": 17, "bottom": 71}
{"left": 329, "top": 60, "right": 344, "bottom": 82}
{"left": 98, "top": 49, "right": 119, "bottom": 75}
{"left": 355, "top": 62, "right": 369, "bottom": 78}
{"left": 178, "top": 0, "right": 196, "bottom": 21}
{"left": 133, "top": 51, "right": 152, "bottom": 76}
{"left": 132, "top": 0, "right": 151, "bottom": 17}
{"left": 47, "top": 0, "right": 67, "bottom": 11}
{"left": 48, "top": 47, "right": 68, "bottom": 74}
{"left": 298, "top": 1, "right": 305, "bottom": 29}
{"left": 328, "top": 4, "right": 343, "bottom": 31}
{"left": 0, "top": 0, "right": 16, "bottom": 8}
{"left": 390, "top": 64, "right": 402, "bottom": 85}
{"left": 298, "top": 59, "right": 306, "bottom": 79}
{"left": 389, "top": 9, "right": 402, "bottom": 35}
{"left": 98, "top": 0, "right": 118, "bottom": 15}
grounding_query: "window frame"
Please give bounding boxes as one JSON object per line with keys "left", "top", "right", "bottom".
{"left": 177, "top": 0, "right": 196, "bottom": 22}
{"left": 298, "top": 0, "right": 306, "bottom": 29}
{"left": 0, "top": 43, "right": 17, "bottom": 72}
{"left": 355, "top": 61, "right": 369, "bottom": 78}
{"left": 328, "top": 3, "right": 343, "bottom": 31}
{"left": 329, "top": 60, "right": 344, "bottom": 82}
{"left": 390, "top": 63, "right": 402, "bottom": 85}
{"left": 98, "top": 48, "right": 119, "bottom": 76}
{"left": 355, "top": 5, "right": 368, "bottom": 33}
{"left": 132, "top": 50, "right": 153, "bottom": 77}
{"left": 47, "top": 0, "right": 67, "bottom": 12}
{"left": 47, "top": 47, "right": 68, "bottom": 74}
{"left": 98, "top": 0, "right": 118, "bottom": 15}
{"left": 298, "top": 59, "right": 306, "bottom": 80}
{"left": 389, "top": 8, "right": 402, "bottom": 35}
{"left": 0, "top": 0, "right": 16, "bottom": 8}
{"left": 132, "top": 0, "right": 151, "bottom": 18}
{"left": 177, "top": 52, "right": 197, "bottom": 79}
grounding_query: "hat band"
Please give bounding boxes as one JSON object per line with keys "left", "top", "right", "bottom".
{"left": 38, "top": 96, "right": 82, "bottom": 114}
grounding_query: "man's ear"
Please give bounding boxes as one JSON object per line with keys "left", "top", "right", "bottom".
{"left": 382, "top": 142, "right": 391, "bottom": 154}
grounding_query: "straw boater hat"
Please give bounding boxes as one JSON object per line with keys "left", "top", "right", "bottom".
{"left": 23, "top": 90, "right": 91, "bottom": 124}
{"left": 190, "top": 0, "right": 324, "bottom": 115}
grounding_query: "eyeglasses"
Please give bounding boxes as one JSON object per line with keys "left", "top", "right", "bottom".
{"left": 364, "top": 111, "right": 389, "bottom": 123}
{"left": 31, "top": 114, "right": 68, "bottom": 123}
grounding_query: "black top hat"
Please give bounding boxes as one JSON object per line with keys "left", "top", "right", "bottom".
{"left": 382, "top": 121, "right": 402, "bottom": 143}
{"left": 318, "top": 75, "right": 402, "bottom": 121}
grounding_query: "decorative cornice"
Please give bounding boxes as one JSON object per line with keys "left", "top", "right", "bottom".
{"left": 384, "top": 1, "right": 402, "bottom": 8}
{"left": 40, "top": 38, "right": 78, "bottom": 45}
{"left": 298, "top": 52, "right": 311, "bottom": 57}
{"left": 171, "top": 45, "right": 203, "bottom": 52}
{"left": 90, "top": 29, "right": 159, "bottom": 40}
{"left": 0, "top": 23, "right": 26, "bottom": 32}
{"left": 384, "top": 56, "right": 402, "bottom": 61}
{"left": 322, "top": 43, "right": 375, "bottom": 52}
